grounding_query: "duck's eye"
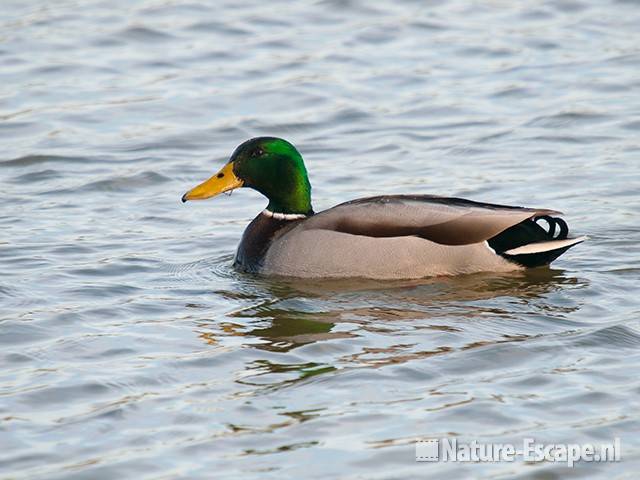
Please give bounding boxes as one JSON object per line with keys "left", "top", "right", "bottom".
{"left": 252, "top": 148, "right": 264, "bottom": 157}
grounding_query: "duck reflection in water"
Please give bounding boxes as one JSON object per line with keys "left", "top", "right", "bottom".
{"left": 195, "top": 267, "right": 586, "bottom": 352}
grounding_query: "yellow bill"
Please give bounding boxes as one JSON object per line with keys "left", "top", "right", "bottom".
{"left": 182, "top": 162, "right": 243, "bottom": 202}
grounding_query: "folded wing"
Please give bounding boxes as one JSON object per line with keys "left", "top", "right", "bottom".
{"left": 300, "top": 195, "right": 561, "bottom": 246}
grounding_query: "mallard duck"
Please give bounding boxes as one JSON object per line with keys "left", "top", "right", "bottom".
{"left": 182, "top": 137, "right": 585, "bottom": 279}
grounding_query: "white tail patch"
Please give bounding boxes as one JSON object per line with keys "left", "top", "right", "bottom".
{"left": 504, "top": 236, "right": 588, "bottom": 255}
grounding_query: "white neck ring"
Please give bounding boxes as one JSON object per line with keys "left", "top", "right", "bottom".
{"left": 262, "top": 209, "right": 307, "bottom": 221}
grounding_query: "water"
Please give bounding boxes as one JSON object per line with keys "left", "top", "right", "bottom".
{"left": 1, "top": 0, "right": 639, "bottom": 478}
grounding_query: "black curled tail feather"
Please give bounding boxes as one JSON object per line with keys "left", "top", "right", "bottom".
{"left": 488, "top": 215, "right": 575, "bottom": 268}
{"left": 533, "top": 215, "right": 568, "bottom": 240}
{"left": 488, "top": 215, "right": 568, "bottom": 254}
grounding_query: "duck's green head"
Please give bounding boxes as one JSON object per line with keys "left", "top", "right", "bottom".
{"left": 182, "top": 137, "right": 313, "bottom": 215}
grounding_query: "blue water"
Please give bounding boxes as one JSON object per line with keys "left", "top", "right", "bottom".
{"left": 2, "top": 1, "right": 640, "bottom": 478}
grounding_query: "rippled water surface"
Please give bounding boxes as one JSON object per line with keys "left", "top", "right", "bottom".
{"left": 2, "top": 1, "right": 640, "bottom": 478}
